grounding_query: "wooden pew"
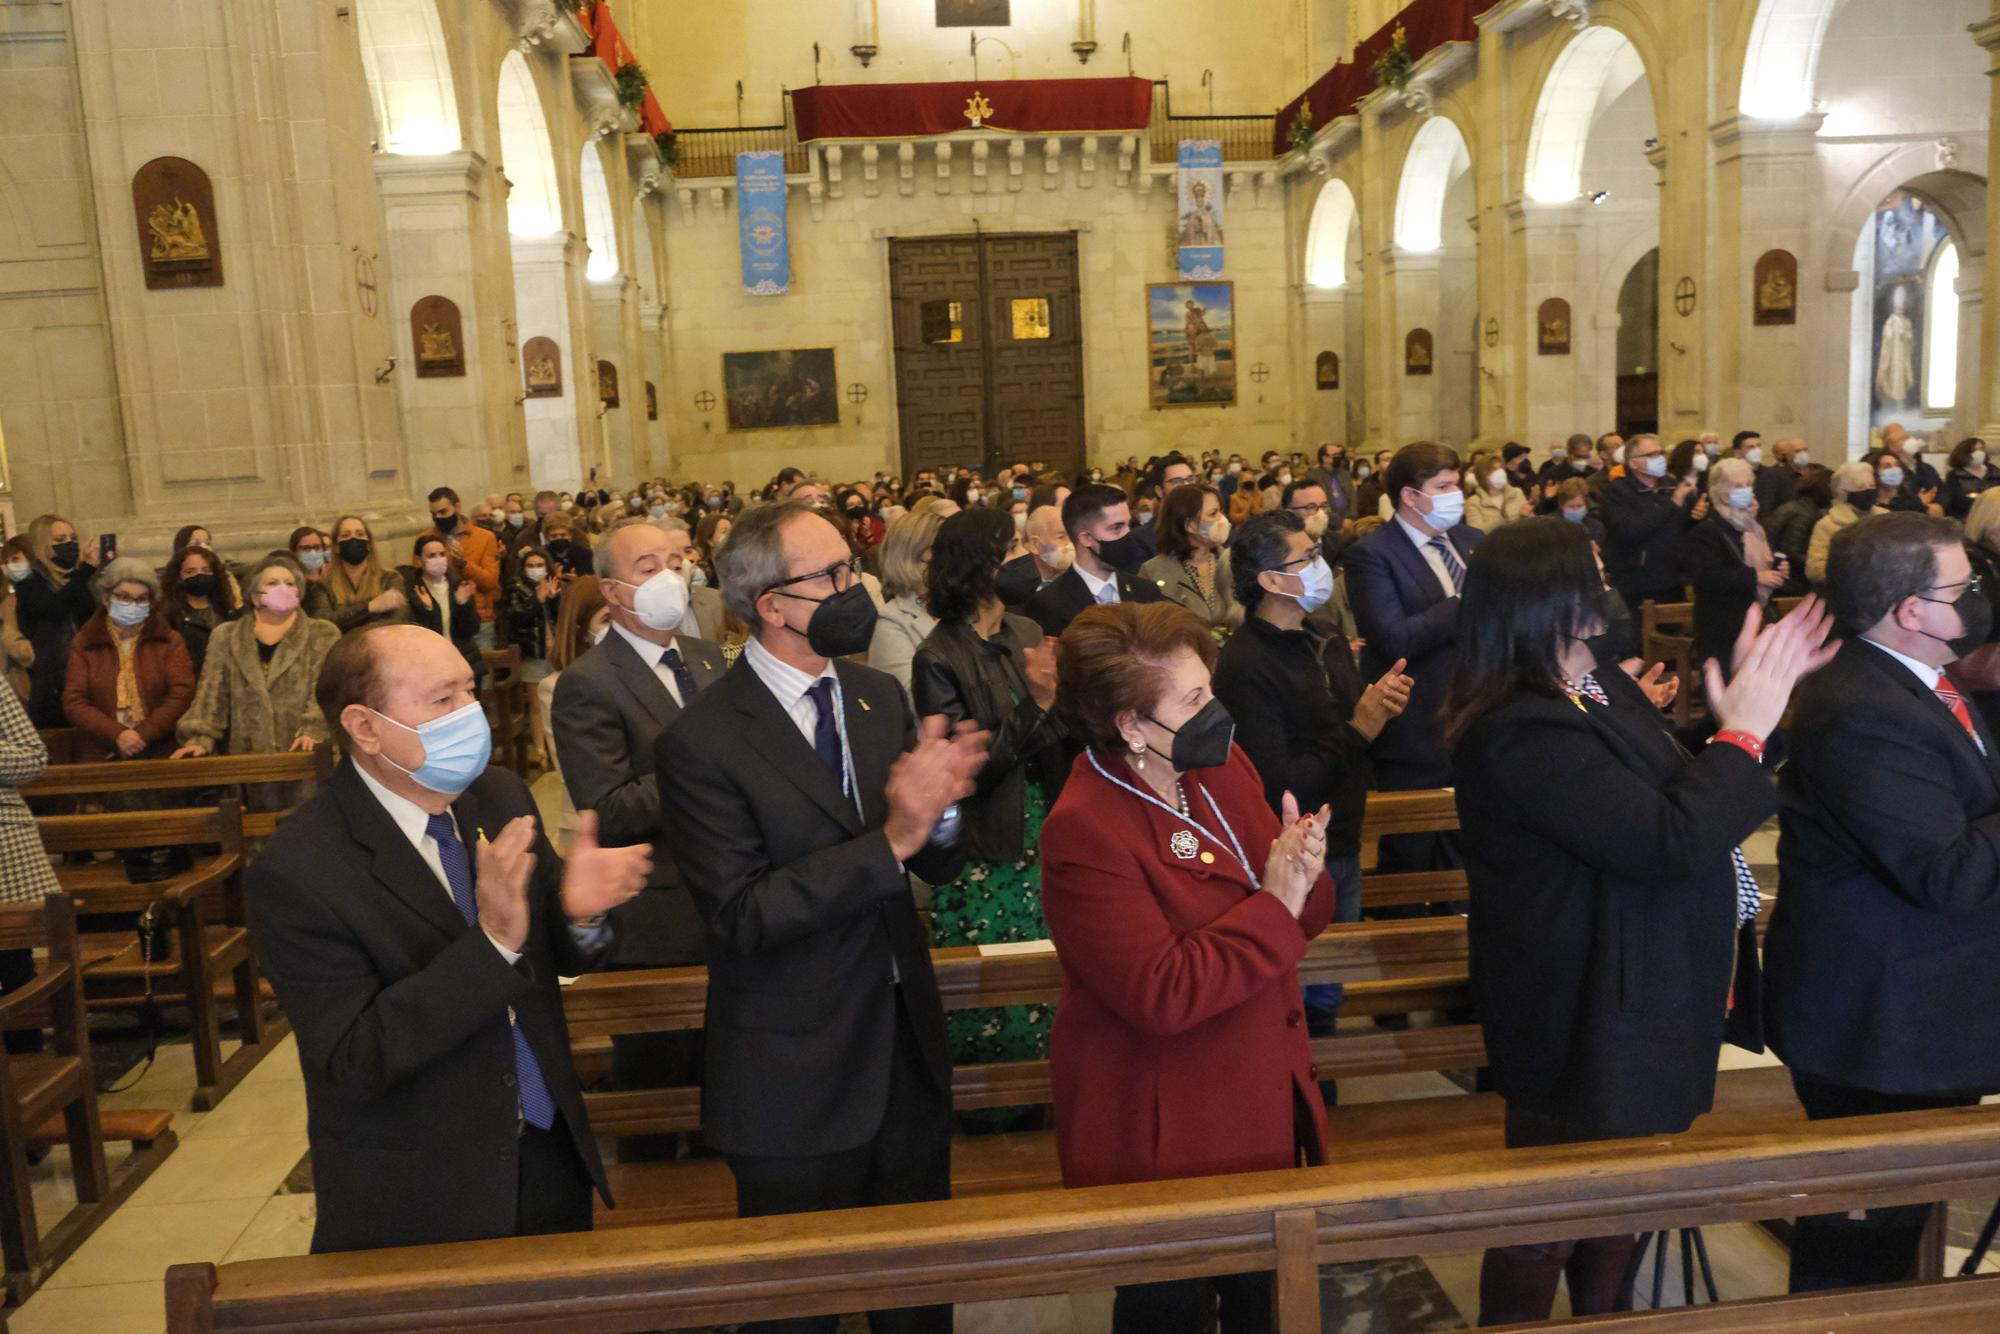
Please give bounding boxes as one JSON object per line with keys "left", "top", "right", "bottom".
{"left": 480, "top": 646, "right": 531, "bottom": 776}
{"left": 1641, "top": 598, "right": 1699, "bottom": 728}
{"left": 1356, "top": 787, "right": 1466, "bottom": 909}
{"left": 161, "top": 1085, "right": 2000, "bottom": 1333}
{"left": 33, "top": 803, "right": 289, "bottom": 1111}
{"left": 1495, "top": 1274, "right": 2000, "bottom": 1329}
{"left": 0, "top": 893, "right": 177, "bottom": 1304}
{"left": 22, "top": 749, "right": 331, "bottom": 841}
{"left": 566, "top": 916, "right": 1483, "bottom": 1226}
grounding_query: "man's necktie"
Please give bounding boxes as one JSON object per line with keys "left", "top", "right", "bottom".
{"left": 424, "top": 811, "right": 557, "bottom": 1131}
{"left": 1571, "top": 674, "right": 1764, "bottom": 926}
{"left": 1935, "top": 677, "right": 1986, "bottom": 753}
{"left": 807, "top": 677, "right": 844, "bottom": 786}
{"left": 661, "top": 645, "right": 698, "bottom": 704}
{"left": 1095, "top": 582, "right": 1117, "bottom": 605}
{"left": 1428, "top": 536, "right": 1465, "bottom": 594}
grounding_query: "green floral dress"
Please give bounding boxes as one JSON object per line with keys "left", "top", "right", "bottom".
{"left": 927, "top": 779, "right": 1052, "bottom": 1065}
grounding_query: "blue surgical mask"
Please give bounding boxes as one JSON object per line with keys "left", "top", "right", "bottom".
{"left": 108, "top": 598, "right": 150, "bottom": 628}
{"left": 1281, "top": 555, "right": 1334, "bottom": 612}
{"left": 1424, "top": 490, "right": 1466, "bottom": 530}
{"left": 299, "top": 549, "right": 329, "bottom": 572}
{"left": 1728, "top": 487, "right": 1755, "bottom": 511}
{"left": 372, "top": 700, "right": 491, "bottom": 795}
{"left": 1879, "top": 467, "right": 1905, "bottom": 490}
{"left": 1562, "top": 507, "right": 1587, "bottom": 523}
{"left": 1640, "top": 455, "right": 1667, "bottom": 479}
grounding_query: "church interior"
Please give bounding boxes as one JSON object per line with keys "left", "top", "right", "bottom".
{"left": 1, "top": 0, "right": 2000, "bottom": 1331}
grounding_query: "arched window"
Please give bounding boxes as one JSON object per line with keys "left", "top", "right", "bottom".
{"left": 1926, "top": 239, "right": 1960, "bottom": 412}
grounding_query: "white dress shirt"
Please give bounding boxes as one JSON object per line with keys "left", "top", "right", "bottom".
{"left": 610, "top": 619, "right": 684, "bottom": 707}
{"left": 1077, "top": 564, "right": 1120, "bottom": 605}
{"left": 1395, "top": 515, "right": 1460, "bottom": 601}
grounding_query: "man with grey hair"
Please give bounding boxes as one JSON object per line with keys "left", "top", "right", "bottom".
{"left": 656, "top": 498, "right": 988, "bottom": 1333}
{"left": 1769, "top": 511, "right": 2000, "bottom": 1293}
{"left": 996, "top": 504, "right": 1071, "bottom": 610}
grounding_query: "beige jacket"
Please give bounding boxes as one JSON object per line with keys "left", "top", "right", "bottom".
{"left": 177, "top": 615, "right": 339, "bottom": 810}
{"left": 1805, "top": 501, "right": 1862, "bottom": 585}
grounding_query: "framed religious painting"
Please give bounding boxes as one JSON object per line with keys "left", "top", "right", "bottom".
{"left": 597, "top": 359, "right": 620, "bottom": 408}
{"left": 935, "top": 0, "right": 1008, "bottom": 26}
{"left": 410, "top": 295, "right": 465, "bottom": 377}
{"left": 722, "top": 348, "right": 840, "bottom": 431}
{"left": 522, "top": 336, "right": 562, "bottom": 398}
{"left": 1148, "top": 282, "right": 1235, "bottom": 408}
{"left": 1754, "top": 249, "right": 1798, "bottom": 326}
{"left": 1315, "top": 350, "right": 1340, "bottom": 390}
{"left": 1405, "top": 328, "right": 1434, "bottom": 376}
{"left": 132, "top": 157, "right": 223, "bottom": 289}
{"left": 1537, "top": 298, "right": 1572, "bottom": 355}
{"left": 646, "top": 381, "right": 659, "bottom": 421}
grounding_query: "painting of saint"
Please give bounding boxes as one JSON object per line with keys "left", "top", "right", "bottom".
{"left": 723, "top": 348, "right": 840, "bottom": 431}
{"left": 1177, "top": 179, "right": 1223, "bottom": 248}
{"left": 1148, "top": 282, "right": 1235, "bottom": 408}
{"left": 1876, "top": 284, "right": 1916, "bottom": 405}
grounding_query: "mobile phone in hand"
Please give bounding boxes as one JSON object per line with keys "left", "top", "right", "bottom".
{"left": 99, "top": 533, "right": 117, "bottom": 564}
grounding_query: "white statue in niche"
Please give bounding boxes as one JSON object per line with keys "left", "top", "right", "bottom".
{"left": 1876, "top": 284, "right": 1916, "bottom": 405}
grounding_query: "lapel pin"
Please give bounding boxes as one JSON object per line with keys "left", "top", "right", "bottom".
{"left": 859, "top": 698, "right": 871, "bottom": 712}
{"left": 1169, "top": 830, "right": 1198, "bottom": 860}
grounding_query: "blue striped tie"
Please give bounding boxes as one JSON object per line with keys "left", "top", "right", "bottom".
{"left": 1428, "top": 536, "right": 1465, "bottom": 594}
{"left": 424, "top": 811, "right": 557, "bottom": 1131}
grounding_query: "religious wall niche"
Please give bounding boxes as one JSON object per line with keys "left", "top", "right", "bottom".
{"left": 411, "top": 296, "right": 466, "bottom": 378}
{"left": 1405, "top": 328, "right": 1434, "bottom": 376}
{"left": 523, "top": 337, "right": 562, "bottom": 398}
{"left": 935, "top": 0, "right": 1008, "bottom": 26}
{"left": 132, "top": 157, "right": 222, "bottom": 289}
{"left": 646, "top": 381, "right": 659, "bottom": 421}
{"left": 1753, "top": 250, "right": 1797, "bottom": 326}
{"left": 598, "top": 360, "right": 620, "bottom": 408}
{"left": 1537, "top": 299, "right": 1572, "bottom": 356}
{"left": 1316, "top": 350, "right": 1340, "bottom": 390}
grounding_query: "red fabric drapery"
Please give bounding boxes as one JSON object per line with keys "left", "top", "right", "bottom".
{"left": 1273, "top": 0, "right": 1480, "bottom": 154}
{"left": 591, "top": 0, "right": 638, "bottom": 75}
{"left": 641, "top": 87, "right": 671, "bottom": 137}
{"left": 791, "top": 76, "right": 1154, "bottom": 143}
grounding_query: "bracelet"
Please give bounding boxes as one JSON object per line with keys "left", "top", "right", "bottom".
{"left": 1710, "top": 729, "right": 1766, "bottom": 761}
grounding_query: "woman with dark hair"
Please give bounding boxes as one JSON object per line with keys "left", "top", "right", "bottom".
{"left": 693, "top": 512, "right": 732, "bottom": 586}
{"left": 910, "top": 507, "right": 1066, "bottom": 1080}
{"left": 1041, "top": 599, "right": 1332, "bottom": 1332}
{"left": 289, "top": 526, "right": 333, "bottom": 619}
{"left": 1942, "top": 436, "right": 1998, "bottom": 520}
{"left": 1444, "top": 518, "right": 1833, "bottom": 1325}
{"left": 400, "top": 533, "right": 483, "bottom": 673}
{"left": 1138, "top": 483, "right": 1236, "bottom": 633}
{"left": 837, "top": 486, "right": 884, "bottom": 549}
{"left": 158, "top": 543, "right": 241, "bottom": 677}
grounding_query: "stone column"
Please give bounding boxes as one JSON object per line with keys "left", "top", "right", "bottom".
{"left": 68, "top": 0, "right": 416, "bottom": 556}
{"left": 1356, "top": 103, "right": 1394, "bottom": 448}
{"left": 588, "top": 280, "right": 632, "bottom": 485}
{"left": 511, "top": 235, "right": 582, "bottom": 489}
{"left": 1297, "top": 285, "right": 1349, "bottom": 447}
{"left": 1971, "top": 10, "right": 2000, "bottom": 442}
{"left": 639, "top": 299, "right": 669, "bottom": 476}
{"left": 1516, "top": 200, "right": 1586, "bottom": 445}
{"left": 1383, "top": 250, "right": 1441, "bottom": 443}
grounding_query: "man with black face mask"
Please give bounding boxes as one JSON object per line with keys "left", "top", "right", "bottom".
{"left": 654, "top": 499, "right": 990, "bottom": 1333}
{"left": 1768, "top": 511, "right": 2000, "bottom": 1296}
{"left": 1023, "top": 483, "right": 1163, "bottom": 637}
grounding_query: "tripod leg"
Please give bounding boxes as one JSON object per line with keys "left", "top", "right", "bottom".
{"left": 1961, "top": 1197, "right": 2000, "bottom": 1277}
{"left": 1651, "top": 1230, "right": 1669, "bottom": 1310}
{"left": 1690, "top": 1227, "right": 1719, "bottom": 1302}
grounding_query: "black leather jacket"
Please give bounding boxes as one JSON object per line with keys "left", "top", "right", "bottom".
{"left": 911, "top": 613, "right": 1067, "bottom": 864}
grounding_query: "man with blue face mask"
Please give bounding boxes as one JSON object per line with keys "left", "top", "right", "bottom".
{"left": 1599, "top": 432, "right": 1698, "bottom": 618}
{"left": 1215, "top": 510, "right": 1413, "bottom": 1056}
{"left": 247, "top": 623, "right": 650, "bottom": 1253}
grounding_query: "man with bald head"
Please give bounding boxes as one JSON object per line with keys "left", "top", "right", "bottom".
{"left": 248, "top": 623, "right": 648, "bottom": 1252}
{"left": 995, "top": 504, "right": 1073, "bottom": 609}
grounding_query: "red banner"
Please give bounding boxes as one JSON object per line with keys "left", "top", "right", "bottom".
{"left": 1273, "top": 0, "right": 1479, "bottom": 154}
{"left": 592, "top": 0, "right": 638, "bottom": 74}
{"left": 641, "top": 87, "right": 671, "bottom": 137}
{"left": 791, "top": 76, "right": 1154, "bottom": 143}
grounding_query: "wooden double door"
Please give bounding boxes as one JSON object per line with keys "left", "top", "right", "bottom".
{"left": 888, "top": 232, "right": 1085, "bottom": 480}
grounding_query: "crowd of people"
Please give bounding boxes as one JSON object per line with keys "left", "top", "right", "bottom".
{"left": 4, "top": 424, "right": 1996, "bottom": 1332}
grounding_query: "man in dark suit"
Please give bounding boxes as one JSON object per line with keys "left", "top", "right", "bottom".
{"left": 1768, "top": 511, "right": 2000, "bottom": 1293}
{"left": 1342, "top": 441, "right": 1482, "bottom": 795}
{"left": 1125, "top": 453, "right": 1194, "bottom": 565}
{"left": 657, "top": 498, "right": 988, "bottom": 1334}
{"left": 1598, "top": 432, "right": 1696, "bottom": 615}
{"left": 249, "top": 623, "right": 649, "bottom": 1253}
{"left": 554, "top": 518, "right": 724, "bottom": 1150}
{"left": 996, "top": 504, "right": 1073, "bottom": 610}
{"left": 1025, "top": 483, "right": 1164, "bottom": 637}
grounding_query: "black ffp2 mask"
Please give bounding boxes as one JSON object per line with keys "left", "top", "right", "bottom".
{"left": 1148, "top": 697, "right": 1236, "bottom": 771}
{"left": 1921, "top": 584, "right": 1994, "bottom": 661}
{"left": 50, "top": 541, "right": 79, "bottom": 569}
{"left": 338, "top": 537, "right": 371, "bottom": 565}
{"left": 1093, "top": 531, "right": 1141, "bottom": 571}
{"left": 802, "top": 583, "right": 879, "bottom": 658}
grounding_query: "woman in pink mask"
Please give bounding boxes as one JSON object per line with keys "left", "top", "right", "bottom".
{"left": 173, "top": 553, "right": 340, "bottom": 810}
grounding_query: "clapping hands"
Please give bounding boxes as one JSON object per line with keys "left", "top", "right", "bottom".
{"left": 1261, "top": 790, "right": 1331, "bottom": 920}
{"left": 1706, "top": 595, "right": 1839, "bottom": 742}
{"left": 884, "top": 715, "right": 992, "bottom": 862}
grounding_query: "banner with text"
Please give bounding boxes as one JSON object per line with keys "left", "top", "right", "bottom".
{"left": 736, "top": 151, "right": 789, "bottom": 296}
{"left": 1176, "top": 141, "right": 1225, "bottom": 280}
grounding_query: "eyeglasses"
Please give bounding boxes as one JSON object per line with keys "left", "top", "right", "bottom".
{"left": 1288, "top": 501, "right": 1330, "bottom": 517}
{"left": 1921, "top": 575, "right": 1983, "bottom": 602}
{"left": 766, "top": 554, "right": 864, "bottom": 601}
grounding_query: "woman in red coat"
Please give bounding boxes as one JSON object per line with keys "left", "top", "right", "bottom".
{"left": 1042, "top": 601, "right": 1334, "bottom": 1334}
{"left": 61, "top": 557, "right": 196, "bottom": 761}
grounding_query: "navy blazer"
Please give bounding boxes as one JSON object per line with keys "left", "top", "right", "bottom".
{"left": 1342, "top": 518, "right": 1482, "bottom": 785}
{"left": 1768, "top": 639, "right": 2000, "bottom": 1095}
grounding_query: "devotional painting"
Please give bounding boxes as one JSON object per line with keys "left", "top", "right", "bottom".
{"left": 1867, "top": 191, "right": 1949, "bottom": 428}
{"left": 132, "top": 157, "right": 223, "bottom": 289}
{"left": 1148, "top": 282, "right": 1235, "bottom": 408}
{"left": 723, "top": 348, "right": 840, "bottom": 431}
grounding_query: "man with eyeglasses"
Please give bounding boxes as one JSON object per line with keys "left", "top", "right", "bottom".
{"left": 1126, "top": 453, "right": 1195, "bottom": 566}
{"left": 655, "top": 498, "right": 990, "bottom": 1334}
{"left": 1767, "top": 511, "right": 2000, "bottom": 1295}
{"left": 1598, "top": 433, "right": 1697, "bottom": 617}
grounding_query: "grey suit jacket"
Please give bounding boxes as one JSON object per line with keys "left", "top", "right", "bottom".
{"left": 685, "top": 584, "right": 726, "bottom": 644}
{"left": 551, "top": 628, "right": 725, "bottom": 966}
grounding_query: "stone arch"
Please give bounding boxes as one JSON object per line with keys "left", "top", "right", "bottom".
{"left": 1393, "top": 116, "right": 1471, "bottom": 254}
{"left": 1737, "top": 0, "right": 1842, "bottom": 119}
{"left": 1304, "top": 178, "right": 1360, "bottom": 288}
{"left": 1523, "top": 26, "right": 1649, "bottom": 203}
{"left": 496, "top": 50, "right": 561, "bottom": 235}
{"left": 354, "top": 0, "right": 461, "bottom": 155}
{"left": 579, "top": 142, "right": 621, "bottom": 282}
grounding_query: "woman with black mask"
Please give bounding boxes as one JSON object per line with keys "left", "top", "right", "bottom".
{"left": 15, "top": 513, "right": 99, "bottom": 726}
{"left": 321, "top": 515, "right": 408, "bottom": 630}
{"left": 910, "top": 509, "right": 1067, "bottom": 1107}
{"left": 1444, "top": 518, "right": 1834, "bottom": 1325}
{"left": 1806, "top": 460, "right": 1879, "bottom": 585}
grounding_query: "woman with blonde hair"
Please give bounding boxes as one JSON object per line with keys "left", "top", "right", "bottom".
{"left": 868, "top": 505, "right": 946, "bottom": 701}
{"left": 15, "top": 513, "right": 99, "bottom": 726}
{"left": 322, "top": 515, "right": 408, "bottom": 630}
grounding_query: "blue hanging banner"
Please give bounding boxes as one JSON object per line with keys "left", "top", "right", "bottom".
{"left": 1176, "top": 140, "right": 1224, "bottom": 280}
{"left": 736, "top": 150, "right": 789, "bottom": 296}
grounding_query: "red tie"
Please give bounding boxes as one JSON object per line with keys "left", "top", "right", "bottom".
{"left": 1935, "top": 677, "right": 1981, "bottom": 746}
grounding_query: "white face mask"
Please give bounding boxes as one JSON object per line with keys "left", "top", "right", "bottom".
{"left": 1975, "top": 450, "right": 1989, "bottom": 467}
{"left": 1743, "top": 447, "right": 1763, "bottom": 467}
{"left": 1040, "top": 542, "right": 1075, "bottom": 575}
{"left": 1207, "top": 515, "right": 1232, "bottom": 545}
{"left": 523, "top": 565, "right": 548, "bottom": 582}
{"left": 1302, "top": 511, "right": 1330, "bottom": 540}
{"left": 2, "top": 561, "right": 27, "bottom": 584}
{"left": 1693, "top": 453, "right": 1711, "bottom": 473}
{"left": 616, "top": 565, "right": 688, "bottom": 631}
{"left": 1611, "top": 447, "right": 1626, "bottom": 466}
{"left": 1487, "top": 469, "right": 1507, "bottom": 492}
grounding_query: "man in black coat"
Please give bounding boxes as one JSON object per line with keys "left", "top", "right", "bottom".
{"left": 1024, "top": 483, "right": 1163, "bottom": 637}
{"left": 1768, "top": 511, "right": 2000, "bottom": 1293}
{"left": 1598, "top": 433, "right": 1697, "bottom": 615}
{"left": 995, "top": 504, "right": 1071, "bottom": 610}
{"left": 249, "top": 624, "right": 649, "bottom": 1253}
{"left": 656, "top": 499, "right": 988, "bottom": 1334}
